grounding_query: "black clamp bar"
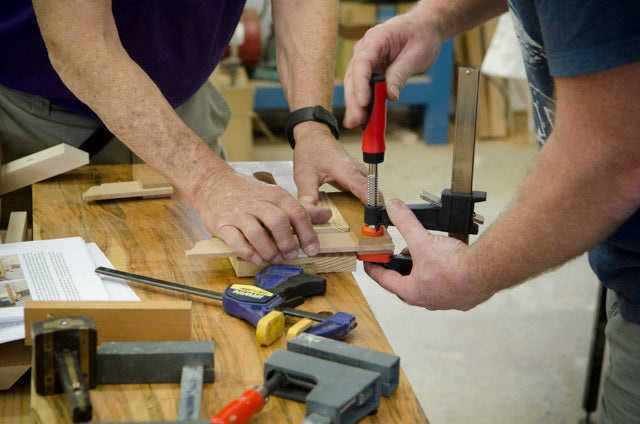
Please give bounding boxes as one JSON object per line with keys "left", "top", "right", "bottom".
{"left": 365, "top": 189, "right": 486, "bottom": 234}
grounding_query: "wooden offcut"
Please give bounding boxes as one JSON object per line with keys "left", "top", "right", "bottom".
{"left": 0, "top": 143, "right": 88, "bottom": 195}
{"left": 82, "top": 180, "right": 173, "bottom": 201}
{"left": 5, "top": 211, "right": 28, "bottom": 243}
{"left": 23, "top": 300, "right": 192, "bottom": 346}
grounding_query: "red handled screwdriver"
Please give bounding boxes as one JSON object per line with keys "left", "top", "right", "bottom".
{"left": 361, "top": 74, "right": 387, "bottom": 237}
{"left": 210, "top": 372, "right": 287, "bottom": 424}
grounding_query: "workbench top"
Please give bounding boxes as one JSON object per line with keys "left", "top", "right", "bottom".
{"left": 0, "top": 165, "right": 428, "bottom": 423}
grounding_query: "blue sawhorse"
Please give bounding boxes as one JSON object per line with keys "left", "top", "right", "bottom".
{"left": 252, "top": 40, "right": 453, "bottom": 145}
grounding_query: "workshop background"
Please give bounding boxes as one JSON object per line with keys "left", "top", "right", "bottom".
{"left": 213, "top": 1, "right": 601, "bottom": 423}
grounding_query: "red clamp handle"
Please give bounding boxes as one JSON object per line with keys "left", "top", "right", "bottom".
{"left": 210, "top": 389, "right": 265, "bottom": 424}
{"left": 361, "top": 75, "right": 387, "bottom": 163}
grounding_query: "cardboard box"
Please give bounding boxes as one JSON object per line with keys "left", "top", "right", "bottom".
{"left": 209, "top": 66, "right": 255, "bottom": 161}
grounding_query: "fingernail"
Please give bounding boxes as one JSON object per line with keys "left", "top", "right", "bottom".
{"left": 271, "top": 254, "right": 284, "bottom": 264}
{"left": 387, "top": 199, "right": 402, "bottom": 212}
{"left": 391, "top": 85, "right": 400, "bottom": 101}
{"left": 305, "top": 242, "right": 320, "bottom": 256}
{"left": 299, "top": 196, "right": 315, "bottom": 204}
{"left": 285, "top": 250, "right": 298, "bottom": 261}
{"left": 251, "top": 254, "right": 262, "bottom": 265}
{"left": 356, "top": 91, "right": 368, "bottom": 107}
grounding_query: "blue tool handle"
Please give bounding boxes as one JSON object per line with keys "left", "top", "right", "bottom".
{"left": 305, "top": 312, "right": 356, "bottom": 340}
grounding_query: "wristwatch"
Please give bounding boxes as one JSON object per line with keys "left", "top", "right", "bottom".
{"left": 285, "top": 105, "right": 339, "bottom": 149}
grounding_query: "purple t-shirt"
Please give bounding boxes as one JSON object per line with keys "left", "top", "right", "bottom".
{"left": 0, "top": 0, "right": 246, "bottom": 117}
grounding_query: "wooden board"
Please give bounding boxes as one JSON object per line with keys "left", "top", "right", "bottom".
{"left": 314, "top": 192, "right": 349, "bottom": 234}
{"left": 82, "top": 180, "right": 173, "bottom": 201}
{"left": 187, "top": 231, "right": 394, "bottom": 259}
{"left": 0, "top": 143, "right": 88, "bottom": 195}
{"left": 10, "top": 164, "right": 429, "bottom": 424}
{"left": 23, "top": 300, "right": 192, "bottom": 346}
{"left": 230, "top": 253, "right": 356, "bottom": 277}
{"left": 5, "top": 211, "right": 28, "bottom": 243}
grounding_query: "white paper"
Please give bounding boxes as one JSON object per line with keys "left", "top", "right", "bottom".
{"left": 0, "top": 237, "right": 112, "bottom": 343}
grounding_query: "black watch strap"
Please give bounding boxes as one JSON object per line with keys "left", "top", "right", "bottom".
{"left": 285, "top": 105, "right": 339, "bottom": 149}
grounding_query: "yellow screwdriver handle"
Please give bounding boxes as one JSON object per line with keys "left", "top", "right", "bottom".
{"left": 256, "top": 311, "right": 285, "bottom": 346}
{"left": 286, "top": 318, "right": 314, "bottom": 340}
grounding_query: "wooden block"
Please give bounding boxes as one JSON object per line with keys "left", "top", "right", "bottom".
{"left": 5, "top": 211, "right": 28, "bottom": 243}
{"left": 23, "top": 300, "right": 192, "bottom": 346}
{"left": 82, "top": 180, "right": 173, "bottom": 201}
{"left": 314, "top": 192, "right": 349, "bottom": 234}
{"left": 132, "top": 164, "right": 172, "bottom": 189}
{"left": 0, "top": 340, "right": 31, "bottom": 390}
{"left": 230, "top": 253, "right": 357, "bottom": 277}
{"left": 327, "top": 192, "right": 394, "bottom": 246}
{"left": 187, "top": 231, "right": 393, "bottom": 259}
{"left": 0, "top": 143, "right": 88, "bottom": 195}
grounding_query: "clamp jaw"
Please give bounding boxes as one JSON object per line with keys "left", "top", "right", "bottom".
{"left": 365, "top": 189, "right": 486, "bottom": 235}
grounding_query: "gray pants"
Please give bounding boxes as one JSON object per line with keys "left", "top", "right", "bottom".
{"left": 601, "top": 290, "right": 640, "bottom": 424}
{"left": 0, "top": 81, "right": 230, "bottom": 164}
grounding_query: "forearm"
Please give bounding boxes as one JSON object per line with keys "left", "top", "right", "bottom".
{"left": 272, "top": 0, "right": 338, "bottom": 111}
{"left": 33, "top": 1, "right": 231, "bottom": 203}
{"left": 466, "top": 73, "right": 640, "bottom": 293}
{"left": 413, "top": 0, "right": 508, "bottom": 41}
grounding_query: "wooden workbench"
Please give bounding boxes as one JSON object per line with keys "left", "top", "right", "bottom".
{"left": 0, "top": 165, "right": 428, "bottom": 423}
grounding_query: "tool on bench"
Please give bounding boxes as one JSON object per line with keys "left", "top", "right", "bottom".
{"left": 32, "top": 316, "right": 98, "bottom": 423}
{"left": 211, "top": 333, "right": 400, "bottom": 424}
{"left": 95, "top": 265, "right": 356, "bottom": 346}
{"left": 98, "top": 340, "right": 215, "bottom": 423}
{"left": 358, "top": 68, "right": 487, "bottom": 274}
{"left": 32, "top": 313, "right": 215, "bottom": 424}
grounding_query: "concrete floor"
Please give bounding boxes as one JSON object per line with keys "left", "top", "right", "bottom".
{"left": 253, "top": 125, "right": 601, "bottom": 424}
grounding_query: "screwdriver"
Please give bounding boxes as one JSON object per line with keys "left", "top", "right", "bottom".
{"left": 361, "top": 74, "right": 387, "bottom": 237}
{"left": 210, "top": 372, "right": 287, "bottom": 424}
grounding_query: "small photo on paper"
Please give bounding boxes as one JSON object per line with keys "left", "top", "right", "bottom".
{"left": 0, "top": 254, "right": 26, "bottom": 282}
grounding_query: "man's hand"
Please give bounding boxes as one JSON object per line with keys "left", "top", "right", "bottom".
{"left": 364, "top": 199, "right": 494, "bottom": 311}
{"left": 343, "top": 12, "right": 443, "bottom": 128}
{"left": 192, "top": 167, "right": 331, "bottom": 265}
{"left": 292, "top": 122, "right": 369, "bottom": 205}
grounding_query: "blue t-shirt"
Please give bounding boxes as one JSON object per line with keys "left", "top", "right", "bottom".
{"left": 508, "top": 0, "right": 640, "bottom": 324}
{"left": 0, "top": 0, "right": 246, "bottom": 117}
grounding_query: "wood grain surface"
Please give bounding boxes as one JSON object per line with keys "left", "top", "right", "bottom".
{"left": 0, "top": 165, "right": 428, "bottom": 424}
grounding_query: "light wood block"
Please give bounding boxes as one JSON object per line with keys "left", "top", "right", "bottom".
{"left": 82, "top": 180, "right": 173, "bottom": 201}
{"left": 314, "top": 192, "right": 349, "bottom": 234}
{"left": 0, "top": 143, "right": 88, "bottom": 195}
{"left": 187, "top": 231, "right": 393, "bottom": 259}
{"left": 23, "top": 300, "right": 192, "bottom": 346}
{"left": 5, "top": 211, "right": 28, "bottom": 243}
{"left": 230, "top": 253, "right": 357, "bottom": 277}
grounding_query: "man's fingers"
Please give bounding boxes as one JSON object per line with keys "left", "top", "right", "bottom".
{"left": 364, "top": 262, "right": 410, "bottom": 300}
{"left": 301, "top": 201, "right": 332, "bottom": 225}
{"left": 385, "top": 198, "right": 429, "bottom": 248}
{"left": 280, "top": 198, "right": 321, "bottom": 257}
{"left": 217, "top": 226, "right": 262, "bottom": 265}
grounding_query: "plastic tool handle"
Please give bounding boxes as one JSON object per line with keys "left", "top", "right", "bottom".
{"left": 210, "top": 388, "right": 266, "bottom": 424}
{"left": 362, "top": 74, "right": 387, "bottom": 164}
